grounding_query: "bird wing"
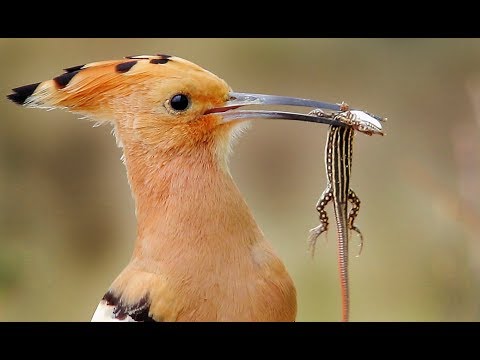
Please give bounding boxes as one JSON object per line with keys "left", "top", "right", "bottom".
{"left": 90, "top": 265, "right": 183, "bottom": 322}
{"left": 91, "top": 291, "right": 155, "bottom": 322}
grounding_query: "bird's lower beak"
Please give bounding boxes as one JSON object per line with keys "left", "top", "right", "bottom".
{"left": 205, "top": 92, "right": 385, "bottom": 129}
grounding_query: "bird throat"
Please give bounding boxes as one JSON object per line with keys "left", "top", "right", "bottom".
{"left": 120, "top": 139, "right": 263, "bottom": 266}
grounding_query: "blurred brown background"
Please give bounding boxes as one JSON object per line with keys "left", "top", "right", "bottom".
{"left": 1, "top": 38, "right": 479, "bottom": 321}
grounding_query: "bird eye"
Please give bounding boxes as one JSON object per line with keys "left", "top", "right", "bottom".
{"left": 170, "top": 94, "right": 190, "bottom": 111}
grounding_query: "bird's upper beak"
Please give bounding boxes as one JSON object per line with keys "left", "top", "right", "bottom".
{"left": 205, "top": 92, "right": 385, "bottom": 132}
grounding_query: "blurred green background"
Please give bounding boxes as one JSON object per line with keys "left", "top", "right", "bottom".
{"left": 1, "top": 38, "right": 479, "bottom": 321}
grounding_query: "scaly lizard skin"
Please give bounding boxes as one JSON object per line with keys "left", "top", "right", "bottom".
{"left": 308, "top": 105, "right": 384, "bottom": 322}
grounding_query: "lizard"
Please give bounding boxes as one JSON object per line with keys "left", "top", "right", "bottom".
{"left": 308, "top": 104, "right": 385, "bottom": 321}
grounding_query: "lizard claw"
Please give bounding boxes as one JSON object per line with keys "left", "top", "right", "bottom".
{"left": 308, "top": 225, "right": 328, "bottom": 258}
{"left": 350, "top": 228, "right": 364, "bottom": 257}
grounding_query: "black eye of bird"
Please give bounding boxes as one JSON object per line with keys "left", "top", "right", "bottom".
{"left": 170, "top": 94, "right": 189, "bottom": 111}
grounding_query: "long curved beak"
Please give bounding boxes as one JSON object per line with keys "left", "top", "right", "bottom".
{"left": 205, "top": 92, "right": 386, "bottom": 129}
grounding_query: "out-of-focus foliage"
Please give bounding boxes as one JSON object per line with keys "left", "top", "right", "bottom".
{"left": 1, "top": 38, "right": 479, "bottom": 321}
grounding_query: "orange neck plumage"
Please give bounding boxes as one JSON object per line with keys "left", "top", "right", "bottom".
{"left": 121, "top": 132, "right": 262, "bottom": 263}
{"left": 7, "top": 54, "right": 297, "bottom": 321}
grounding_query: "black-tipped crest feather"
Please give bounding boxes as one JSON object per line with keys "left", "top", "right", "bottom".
{"left": 115, "top": 61, "right": 137, "bottom": 73}
{"left": 63, "top": 64, "right": 85, "bottom": 73}
{"left": 7, "top": 82, "right": 40, "bottom": 105}
{"left": 53, "top": 70, "right": 80, "bottom": 88}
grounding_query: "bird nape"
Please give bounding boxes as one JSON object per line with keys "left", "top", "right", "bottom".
{"left": 7, "top": 54, "right": 372, "bottom": 322}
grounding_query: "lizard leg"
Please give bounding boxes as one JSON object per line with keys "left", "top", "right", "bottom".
{"left": 308, "top": 185, "right": 333, "bottom": 257}
{"left": 348, "top": 189, "right": 364, "bottom": 257}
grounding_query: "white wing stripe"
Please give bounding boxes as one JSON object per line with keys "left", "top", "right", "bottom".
{"left": 91, "top": 300, "right": 136, "bottom": 322}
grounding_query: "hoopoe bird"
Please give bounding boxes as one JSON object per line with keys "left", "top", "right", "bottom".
{"left": 8, "top": 54, "right": 352, "bottom": 322}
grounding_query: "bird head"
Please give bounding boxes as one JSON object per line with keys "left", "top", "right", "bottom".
{"left": 7, "top": 54, "right": 383, "bottom": 161}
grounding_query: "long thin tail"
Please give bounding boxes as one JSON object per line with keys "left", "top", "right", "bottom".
{"left": 334, "top": 206, "right": 349, "bottom": 322}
